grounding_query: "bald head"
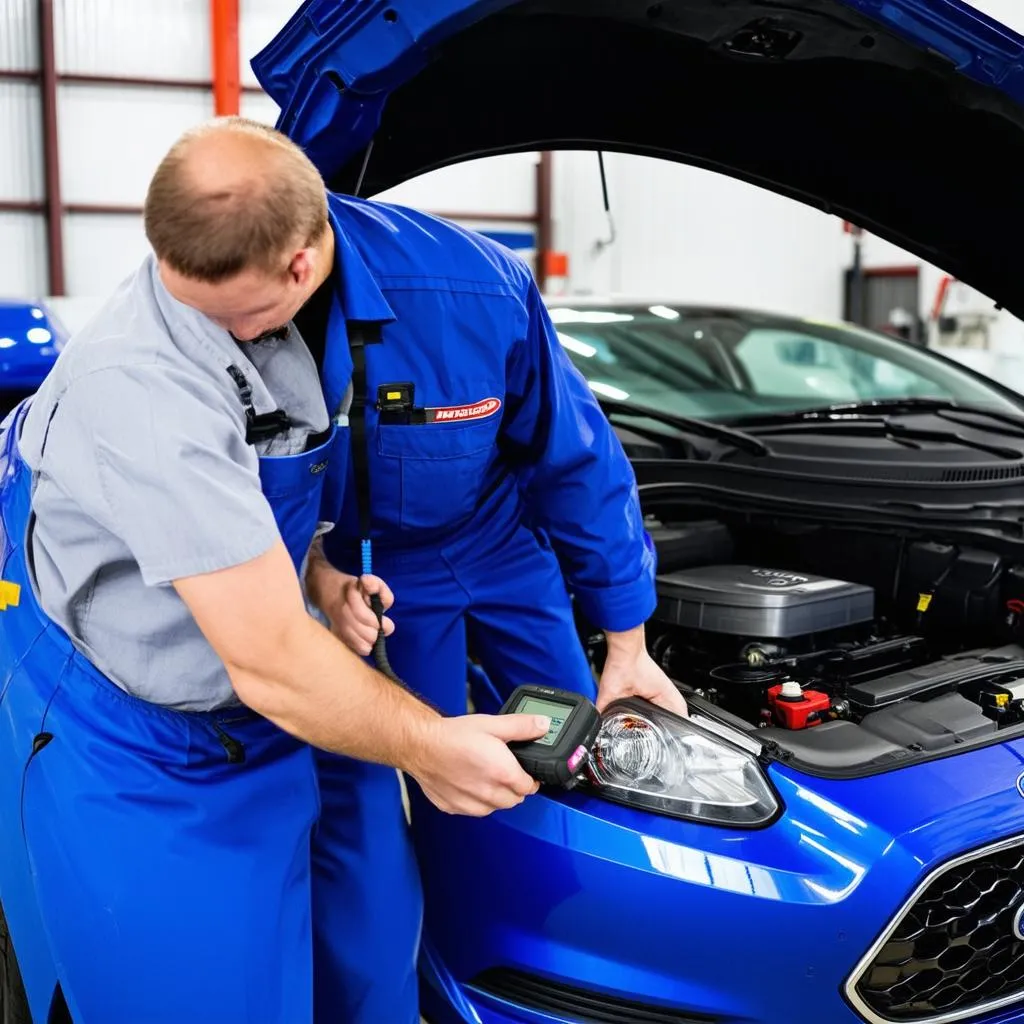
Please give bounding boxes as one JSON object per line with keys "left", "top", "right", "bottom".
{"left": 144, "top": 116, "right": 329, "bottom": 283}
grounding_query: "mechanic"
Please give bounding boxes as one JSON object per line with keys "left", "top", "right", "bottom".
{"left": 302, "top": 170, "right": 688, "bottom": 725}
{"left": 291, "top": 95, "right": 691, "bottom": 1012}
{"left": 0, "top": 119, "right": 556, "bottom": 1024}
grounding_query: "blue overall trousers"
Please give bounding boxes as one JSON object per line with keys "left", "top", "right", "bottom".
{"left": 322, "top": 316, "right": 600, "bottom": 1008}
{"left": 0, "top": 374, "right": 420, "bottom": 1022}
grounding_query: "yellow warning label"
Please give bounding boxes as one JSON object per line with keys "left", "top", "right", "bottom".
{"left": 916, "top": 593, "right": 933, "bottom": 613}
{"left": 0, "top": 580, "right": 21, "bottom": 610}
{"left": 386, "top": 391, "right": 401, "bottom": 400}
{"left": 996, "top": 693, "right": 1010, "bottom": 707}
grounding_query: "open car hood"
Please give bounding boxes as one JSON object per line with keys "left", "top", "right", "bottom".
{"left": 253, "top": 0, "right": 1024, "bottom": 318}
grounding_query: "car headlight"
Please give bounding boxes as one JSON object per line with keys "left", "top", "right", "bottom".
{"left": 585, "top": 698, "right": 779, "bottom": 827}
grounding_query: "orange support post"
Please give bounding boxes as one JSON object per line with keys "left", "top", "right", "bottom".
{"left": 211, "top": 0, "right": 241, "bottom": 116}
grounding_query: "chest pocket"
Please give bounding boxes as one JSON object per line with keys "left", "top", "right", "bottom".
{"left": 376, "top": 403, "right": 501, "bottom": 533}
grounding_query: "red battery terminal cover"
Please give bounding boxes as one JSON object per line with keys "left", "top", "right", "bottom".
{"left": 767, "top": 681, "right": 832, "bottom": 730}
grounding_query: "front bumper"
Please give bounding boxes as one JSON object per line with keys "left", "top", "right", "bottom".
{"left": 415, "top": 739, "right": 1024, "bottom": 1024}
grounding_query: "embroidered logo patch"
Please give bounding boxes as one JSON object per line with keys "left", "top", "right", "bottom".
{"left": 425, "top": 398, "right": 502, "bottom": 423}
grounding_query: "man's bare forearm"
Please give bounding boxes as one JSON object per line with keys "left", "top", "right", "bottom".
{"left": 174, "top": 541, "right": 439, "bottom": 774}
{"left": 305, "top": 534, "right": 336, "bottom": 614}
{"left": 227, "top": 611, "right": 440, "bottom": 772}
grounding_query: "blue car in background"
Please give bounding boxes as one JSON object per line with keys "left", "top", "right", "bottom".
{"left": 0, "top": 300, "right": 65, "bottom": 413}
{"left": 248, "top": 1, "right": 1024, "bottom": 1023}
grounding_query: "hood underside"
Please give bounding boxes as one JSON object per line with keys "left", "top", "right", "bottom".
{"left": 254, "top": 0, "right": 1024, "bottom": 318}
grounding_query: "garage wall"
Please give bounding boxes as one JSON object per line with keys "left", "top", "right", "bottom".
{"left": 551, "top": 0, "right": 1024, "bottom": 323}
{"left": 3, "top": 0, "right": 1024, "bottom": 352}
{"left": 552, "top": 151, "right": 849, "bottom": 320}
{"left": 845, "top": 0, "right": 1024, "bottom": 388}
{"left": 0, "top": 0, "right": 44, "bottom": 298}
{"left": 962, "top": 0, "right": 1023, "bottom": 31}
{"left": 0, "top": 0, "right": 545, "bottom": 331}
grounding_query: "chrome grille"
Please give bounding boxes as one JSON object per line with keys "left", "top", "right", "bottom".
{"left": 846, "top": 835, "right": 1024, "bottom": 1023}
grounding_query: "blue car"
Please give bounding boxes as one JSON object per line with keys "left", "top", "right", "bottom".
{"left": 252, "top": 2, "right": 1024, "bottom": 1023}
{"left": 5, "top": 2, "right": 1024, "bottom": 1024}
{"left": 0, "top": 300, "right": 65, "bottom": 414}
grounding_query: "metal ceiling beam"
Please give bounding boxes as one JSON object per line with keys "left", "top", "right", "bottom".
{"left": 37, "top": 0, "right": 65, "bottom": 296}
{"left": 0, "top": 200, "right": 43, "bottom": 213}
{"left": 535, "top": 152, "right": 553, "bottom": 293}
{"left": 0, "top": 69, "right": 262, "bottom": 92}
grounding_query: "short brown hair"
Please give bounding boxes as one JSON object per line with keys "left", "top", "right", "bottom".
{"left": 143, "top": 116, "right": 329, "bottom": 283}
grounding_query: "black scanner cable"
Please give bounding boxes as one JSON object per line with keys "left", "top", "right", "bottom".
{"left": 348, "top": 323, "right": 400, "bottom": 682}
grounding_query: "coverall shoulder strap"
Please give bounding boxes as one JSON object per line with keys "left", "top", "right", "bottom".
{"left": 347, "top": 322, "right": 383, "bottom": 539}
{"left": 225, "top": 364, "right": 292, "bottom": 446}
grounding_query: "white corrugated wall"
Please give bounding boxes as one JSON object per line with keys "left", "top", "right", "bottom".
{"left": 0, "top": 0, "right": 36, "bottom": 69}
{"left": 0, "top": 0, "right": 544, "bottom": 318}
{"left": 0, "top": 0, "right": 44, "bottom": 297}
{"left": 55, "top": 0, "right": 211, "bottom": 79}
{"left": 847, "top": 0, "right": 1024, "bottom": 386}
{"left": 5, "top": 0, "right": 1021, "bottom": 329}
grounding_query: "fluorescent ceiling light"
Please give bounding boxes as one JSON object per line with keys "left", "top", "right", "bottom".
{"left": 557, "top": 333, "right": 597, "bottom": 358}
{"left": 548, "top": 308, "right": 634, "bottom": 325}
{"left": 649, "top": 305, "right": 680, "bottom": 320}
{"left": 588, "top": 381, "right": 630, "bottom": 400}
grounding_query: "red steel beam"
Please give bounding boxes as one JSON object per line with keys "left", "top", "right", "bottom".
{"left": 37, "top": 0, "right": 65, "bottom": 295}
{"left": 210, "top": 0, "right": 241, "bottom": 116}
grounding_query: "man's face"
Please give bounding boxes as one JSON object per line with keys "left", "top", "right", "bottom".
{"left": 159, "top": 249, "right": 320, "bottom": 343}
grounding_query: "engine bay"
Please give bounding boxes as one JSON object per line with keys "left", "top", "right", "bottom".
{"left": 585, "top": 517, "right": 1024, "bottom": 774}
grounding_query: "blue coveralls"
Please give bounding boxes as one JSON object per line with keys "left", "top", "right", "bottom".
{"left": 0, "top": 361, "right": 420, "bottom": 1021}
{"left": 0, "top": 191, "right": 655, "bottom": 1024}
{"left": 320, "top": 194, "right": 657, "bottom": 705}
{"left": 318, "top": 196, "right": 658, "bottom": 1009}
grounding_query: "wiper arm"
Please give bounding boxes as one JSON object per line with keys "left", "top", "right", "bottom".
{"left": 746, "top": 397, "right": 1024, "bottom": 433}
{"left": 751, "top": 418, "right": 1024, "bottom": 459}
{"left": 597, "top": 398, "right": 770, "bottom": 456}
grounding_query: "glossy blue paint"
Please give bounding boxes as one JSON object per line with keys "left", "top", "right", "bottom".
{"left": 252, "top": 1, "right": 516, "bottom": 184}
{"left": 476, "top": 230, "right": 535, "bottom": 252}
{"left": 834, "top": 0, "right": 1024, "bottom": 101}
{"left": 413, "top": 738, "right": 1024, "bottom": 1023}
{"left": 0, "top": 301, "right": 65, "bottom": 393}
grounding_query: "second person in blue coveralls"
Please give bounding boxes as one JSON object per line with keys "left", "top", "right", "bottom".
{"left": 146, "top": 116, "right": 687, "bottom": 1022}
{"left": 296, "top": 162, "right": 687, "bottom": 730}
{"left": 268, "top": 100, "right": 690, "bottom": 1018}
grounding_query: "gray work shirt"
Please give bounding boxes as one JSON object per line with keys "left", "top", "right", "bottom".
{"left": 18, "top": 256, "right": 329, "bottom": 711}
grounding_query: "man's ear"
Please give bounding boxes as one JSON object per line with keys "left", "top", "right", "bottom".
{"left": 288, "top": 248, "right": 316, "bottom": 286}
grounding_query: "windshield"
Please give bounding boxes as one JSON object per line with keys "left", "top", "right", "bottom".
{"left": 546, "top": 305, "right": 1022, "bottom": 421}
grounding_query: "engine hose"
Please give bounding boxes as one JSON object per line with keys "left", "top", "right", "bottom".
{"left": 362, "top": 539, "right": 401, "bottom": 683}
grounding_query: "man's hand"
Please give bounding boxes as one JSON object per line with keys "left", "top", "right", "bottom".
{"left": 177, "top": 540, "right": 547, "bottom": 818}
{"left": 408, "top": 714, "right": 548, "bottom": 816}
{"left": 598, "top": 624, "right": 689, "bottom": 718}
{"left": 309, "top": 561, "right": 395, "bottom": 657}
